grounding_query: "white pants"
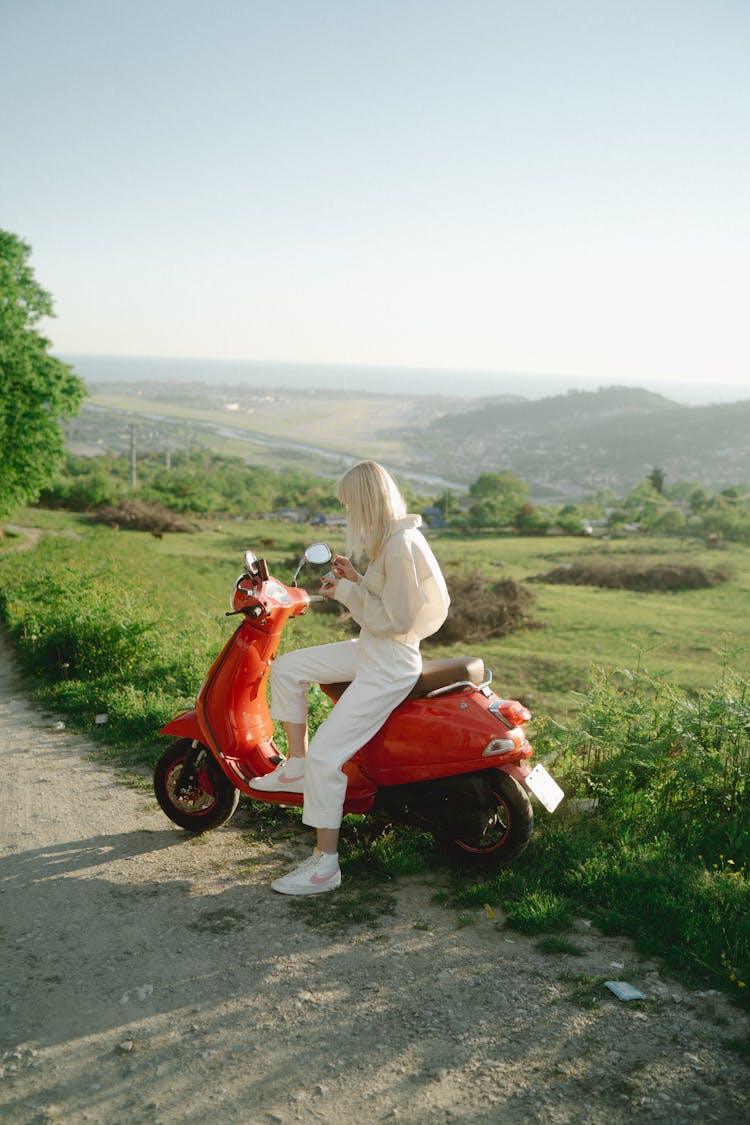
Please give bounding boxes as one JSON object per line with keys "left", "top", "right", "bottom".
{"left": 269, "top": 631, "right": 422, "bottom": 829}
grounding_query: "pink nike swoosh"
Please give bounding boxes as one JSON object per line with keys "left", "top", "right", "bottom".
{"left": 310, "top": 871, "right": 338, "bottom": 884}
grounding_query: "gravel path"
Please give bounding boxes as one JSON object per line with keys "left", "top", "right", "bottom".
{"left": 1, "top": 627, "right": 749, "bottom": 1124}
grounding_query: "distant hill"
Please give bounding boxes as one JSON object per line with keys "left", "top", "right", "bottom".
{"left": 398, "top": 385, "right": 750, "bottom": 501}
{"left": 66, "top": 381, "right": 749, "bottom": 503}
{"left": 61, "top": 354, "right": 748, "bottom": 406}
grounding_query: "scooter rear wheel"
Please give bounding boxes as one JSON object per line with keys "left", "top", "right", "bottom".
{"left": 451, "top": 770, "right": 534, "bottom": 864}
{"left": 154, "top": 739, "right": 239, "bottom": 832}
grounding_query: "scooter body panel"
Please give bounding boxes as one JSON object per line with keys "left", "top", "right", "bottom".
{"left": 358, "top": 690, "right": 533, "bottom": 785}
{"left": 160, "top": 671, "right": 531, "bottom": 806}
{"left": 195, "top": 625, "right": 275, "bottom": 760}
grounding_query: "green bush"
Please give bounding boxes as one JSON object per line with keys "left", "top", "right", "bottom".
{"left": 541, "top": 666, "right": 750, "bottom": 864}
{"left": 0, "top": 529, "right": 335, "bottom": 760}
{"left": 0, "top": 534, "right": 219, "bottom": 756}
{"left": 451, "top": 667, "right": 750, "bottom": 1002}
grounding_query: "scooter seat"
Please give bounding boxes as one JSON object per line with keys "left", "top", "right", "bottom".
{"left": 320, "top": 656, "right": 485, "bottom": 703}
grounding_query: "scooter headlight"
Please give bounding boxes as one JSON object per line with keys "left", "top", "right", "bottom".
{"left": 231, "top": 575, "right": 261, "bottom": 613}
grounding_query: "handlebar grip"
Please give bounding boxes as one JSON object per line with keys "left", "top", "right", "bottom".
{"left": 226, "top": 604, "right": 265, "bottom": 618}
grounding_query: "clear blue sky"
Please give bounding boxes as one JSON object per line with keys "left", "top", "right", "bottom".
{"left": 2, "top": 0, "right": 748, "bottom": 394}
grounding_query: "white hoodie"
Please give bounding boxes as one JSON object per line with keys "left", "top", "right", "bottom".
{"left": 334, "top": 515, "right": 450, "bottom": 644}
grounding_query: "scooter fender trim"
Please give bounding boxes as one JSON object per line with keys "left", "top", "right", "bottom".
{"left": 159, "top": 710, "right": 201, "bottom": 740}
{"left": 371, "top": 752, "right": 533, "bottom": 786}
{"left": 503, "top": 760, "right": 532, "bottom": 786}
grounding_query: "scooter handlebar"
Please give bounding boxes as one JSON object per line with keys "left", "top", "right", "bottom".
{"left": 226, "top": 602, "right": 265, "bottom": 618}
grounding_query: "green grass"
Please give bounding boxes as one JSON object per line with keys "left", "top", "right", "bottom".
{"left": 88, "top": 388, "right": 415, "bottom": 461}
{"left": 1, "top": 510, "right": 749, "bottom": 1003}
{"left": 0, "top": 511, "right": 350, "bottom": 760}
{"left": 535, "top": 935, "right": 586, "bottom": 957}
{"left": 7, "top": 511, "right": 747, "bottom": 727}
{"left": 432, "top": 531, "right": 750, "bottom": 717}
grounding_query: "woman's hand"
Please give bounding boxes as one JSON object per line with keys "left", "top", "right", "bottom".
{"left": 331, "top": 555, "right": 361, "bottom": 584}
{"left": 319, "top": 572, "right": 339, "bottom": 598}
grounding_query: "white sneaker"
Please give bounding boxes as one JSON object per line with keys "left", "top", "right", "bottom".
{"left": 272, "top": 851, "right": 341, "bottom": 896}
{"left": 250, "top": 758, "right": 305, "bottom": 793}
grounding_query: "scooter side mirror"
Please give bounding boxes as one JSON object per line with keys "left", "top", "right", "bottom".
{"left": 291, "top": 542, "right": 333, "bottom": 586}
{"left": 305, "top": 542, "right": 332, "bottom": 566}
{"left": 244, "top": 550, "right": 257, "bottom": 573}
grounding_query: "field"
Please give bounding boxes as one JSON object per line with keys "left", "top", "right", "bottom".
{"left": 3, "top": 508, "right": 749, "bottom": 732}
{"left": 72, "top": 388, "right": 450, "bottom": 486}
{"left": 425, "top": 532, "right": 749, "bottom": 713}
{"left": 67, "top": 382, "right": 750, "bottom": 504}
{"left": 1, "top": 510, "right": 749, "bottom": 1005}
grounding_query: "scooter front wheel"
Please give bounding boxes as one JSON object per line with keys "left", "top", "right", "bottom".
{"left": 451, "top": 770, "right": 534, "bottom": 865}
{"left": 154, "top": 739, "right": 239, "bottom": 832}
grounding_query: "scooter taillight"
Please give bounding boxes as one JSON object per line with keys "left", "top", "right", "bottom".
{"left": 490, "top": 698, "right": 531, "bottom": 728}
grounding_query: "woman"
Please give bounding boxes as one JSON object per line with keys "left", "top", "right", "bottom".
{"left": 252, "top": 460, "right": 450, "bottom": 895}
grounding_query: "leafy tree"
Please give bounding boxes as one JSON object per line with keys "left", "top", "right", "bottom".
{"left": 579, "top": 488, "right": 619, "bottom": 520}
{"left": 436, "top": 489, "right": 458, "bottom": 518}
{"left": 38, "top": 453, "right": 124, "bottom": 510}
{"left": 607, "top": 507, "right": 628, "bottom": 531}
{"left": 649, "top": 506, "right": 686, "bottom": 534}
{"left": 702, "top": 505, "right": 750, "bottom": 544}
{"left": 719, "top": 486, "right": 748, "bottom": 505}
{"left": 515, "top": 502, "right": 553, "bottom": 535}
{"left": 0, "top": 229, "right": 86, "bottom": 521}
{"left": 664, "top": 479, "right": 698, "bottom": 502}
{"left": 556, "top": 503, "right": 584, "bottom": 535}
{"left": 689, "top": 485, "right": 715, "bottom": 514}
{"left": 648, "top": 466, "right": 666, "bottom": 494}
{"left": 468, "top": 471, "right": 528, "bottom": 528}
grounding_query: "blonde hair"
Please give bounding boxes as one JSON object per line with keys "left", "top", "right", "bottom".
{"left": 336, "top": 460, "right": 407, "bottom": 562}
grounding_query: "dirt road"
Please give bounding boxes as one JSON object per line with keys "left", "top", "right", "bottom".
{"left": 1, "top": 628, "right": 748, "bottom": 1124}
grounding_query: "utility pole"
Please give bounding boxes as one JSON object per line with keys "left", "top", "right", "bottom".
{"left": 129, "top": 425, "right": 137, "bottom": 489}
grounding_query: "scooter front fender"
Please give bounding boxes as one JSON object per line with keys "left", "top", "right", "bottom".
{"left": 159, "top": 709, "right": 202, "bottom": 741}
{"left": 503, "top": 760, "right": 532, "bottom": 786}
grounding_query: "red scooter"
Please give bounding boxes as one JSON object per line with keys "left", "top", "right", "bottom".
{"left": 154, "top": 544, "right": 563, "bottom": 864}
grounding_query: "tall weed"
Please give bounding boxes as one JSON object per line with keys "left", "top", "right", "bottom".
{"left": 470, "top": 665, "right": 750, "bottom": 1001}
{"left": 538, "top": 665, "right": 750, "bottom": 865}
{"left": 0, "top": 530, "right": 333, "bottom": 757}
{"left": 0, "top": 534, "right": 222, "bottom": 750}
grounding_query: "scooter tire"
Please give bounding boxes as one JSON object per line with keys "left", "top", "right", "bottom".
{"left": 450, "top": 770, "right": 534, "bottom": 866}
{"left": 154, "top": 739, "right": 239, "bottom": 833}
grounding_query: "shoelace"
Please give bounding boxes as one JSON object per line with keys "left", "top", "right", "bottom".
{"left": 277, "top": 760, "right": 304, "bottom": 780}
{"left": 288, "top": 851, "right": 322, "bottom": 874}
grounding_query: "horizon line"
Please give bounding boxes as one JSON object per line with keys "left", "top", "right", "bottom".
{"left": 55, "top": 350, "right": 747, "bottom": 392}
